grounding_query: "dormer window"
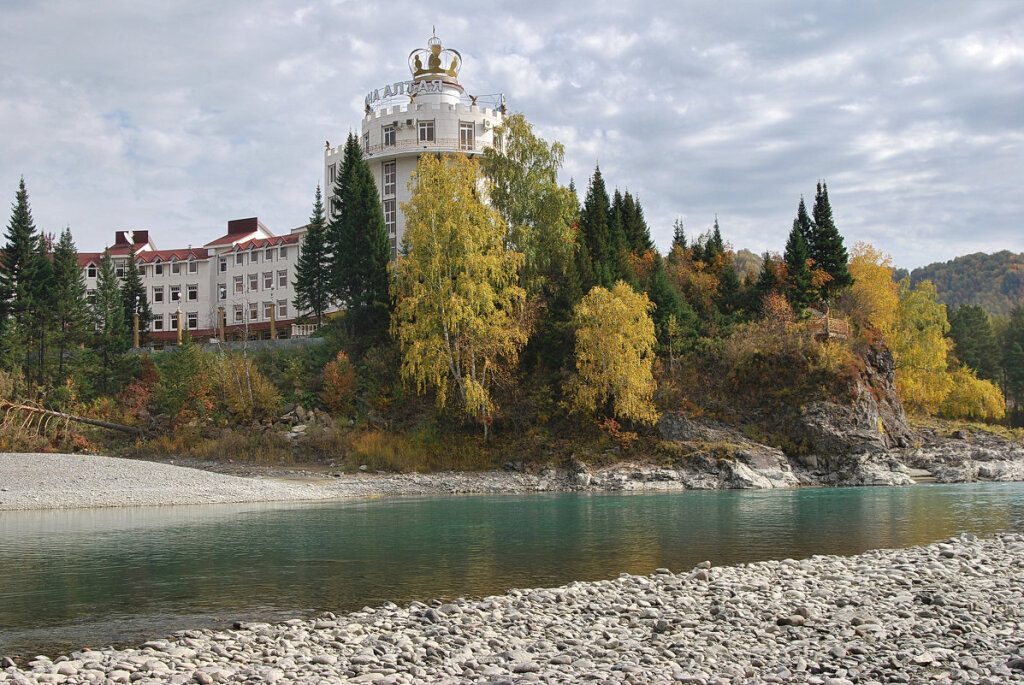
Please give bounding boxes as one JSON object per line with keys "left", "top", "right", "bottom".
{"left": 87, "top": 263, "right": 97, "bottom": 278}
{"left": 188, "top": 259, "right": 198, "bottom": 274}
{"left": 235, "top": 251, "right": 244, "bottom": 265}
{"left": 171, "top": 260, "right": 180, "bottom": 275}
{"left": 250, "top": 249, "right": 259, "bottom": 264}
{"left": 154, "top": 259, "right": 163, "bottom": 276}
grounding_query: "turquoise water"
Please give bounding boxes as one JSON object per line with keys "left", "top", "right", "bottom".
{"left": 1, "top": 483, "right": 1023, "bottom": 657}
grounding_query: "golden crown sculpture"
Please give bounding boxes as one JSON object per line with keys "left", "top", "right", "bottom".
{"left": 409, "top": 27, "right": 461, "bottom": 79}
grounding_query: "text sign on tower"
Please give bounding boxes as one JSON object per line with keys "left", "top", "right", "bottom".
{"left": 365, "top": 79, "right": 443, "bottom": 107}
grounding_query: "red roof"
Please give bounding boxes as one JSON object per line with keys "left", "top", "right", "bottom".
{"left": 233, "top": 234, "right": 300, "bottom": 250}
{"left": 135, "top": 248, "right": 209, "bottom": 263}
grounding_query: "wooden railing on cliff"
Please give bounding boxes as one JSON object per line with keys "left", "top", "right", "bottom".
{"left": 806, "top": 314, "right": 850, "bottom": 340}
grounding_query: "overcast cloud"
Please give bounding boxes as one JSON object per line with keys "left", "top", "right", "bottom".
{"left": 1, "top": 1, "right": 1021, "bottom": 268}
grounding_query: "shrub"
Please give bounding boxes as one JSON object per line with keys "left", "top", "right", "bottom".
{"left": 321, "top": 350, "right": 356, "bottom": 416}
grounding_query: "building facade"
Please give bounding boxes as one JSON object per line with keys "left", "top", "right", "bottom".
{"left": 324, "top": 31, "right": 504, "bottom": 257}
{"left": 80, "top": 219, "right": 309, "bottom": 346}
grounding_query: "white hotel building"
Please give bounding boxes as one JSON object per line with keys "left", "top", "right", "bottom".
{"left": 79, "top": 32, "right": 501, "bottom": 346}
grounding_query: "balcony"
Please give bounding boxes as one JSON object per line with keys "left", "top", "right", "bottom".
{"left": 363, "top": 137, "right": 485, "bottom": 159}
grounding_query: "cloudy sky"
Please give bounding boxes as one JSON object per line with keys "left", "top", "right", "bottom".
{"left": 1, "top": 1, "right": 1021, "bottom": 269}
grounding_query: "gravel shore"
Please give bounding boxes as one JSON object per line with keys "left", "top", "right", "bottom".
{"left": 3, "top": 534, "right": 1022, "bottom": 683}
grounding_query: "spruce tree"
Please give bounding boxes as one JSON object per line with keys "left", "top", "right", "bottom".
{"left": 25, "top": 233, "right": 55, "bottom": 384}
{"left": 810, "top": 181, "right": 852, "bottom": 296}
{"left": 793, "top": 198, "right": 814, "bottom": 254}
{"left": 327, "top": 133, "right": 392, "bottom": 336}
{"left": 783, "top": 223, "right": 815, "bottom": 313}
{"left": 710, "top": 216, "right": 725, "bottom": 258}
{"left": 670, "top": 218, "right": 687, "bottom": 252}
{"left": 294, "top": 184, "right": 332, "bottom": 324}
{"left": 754, "top": 252, "right": 780, "bottom": 309}
{"left": 51, "top": 227, "right": 88, "bottom": 380}
{"left": 622, "top": 192, "right": 653, "bottom": 253}
{"left": 646, "top": 253, "right": 697, "bottom": 351}
{"left": 121, "top": 253, "right": 150, "bottom": 346}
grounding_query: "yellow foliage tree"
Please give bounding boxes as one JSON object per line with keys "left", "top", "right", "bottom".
{"left": 568, "top": 282, "right": 658, "bottom": 425}
{"left": 940, "top": 367, "right": 1006, "bottom": 421}
{"left": 844, "top": 242, "right": 899, "bottom": 340}
{"left": 891, "top": 279, "right": 953, "bottom": 415}
{"left": 211, "top": 353, "right": 280, "bottom": 422}
{"left": 392, "top": 154, "right": 527, "bottom": 436}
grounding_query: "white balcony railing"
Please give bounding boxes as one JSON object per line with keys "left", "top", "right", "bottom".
{"left": 363, "top": 138, "right": 482, "bottom": 158}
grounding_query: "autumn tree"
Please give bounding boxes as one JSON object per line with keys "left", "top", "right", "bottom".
{"left": 843, "top": 242, "right": 899, "bottom": 340}
{"left": 481, "top": 112, "right": 576, "bottom": 296}
{"left": 392, "top": 154, "right": 527, "bottom": 436}
{"left": 294, "top": 184, "right": 332, "bottom": 324}
{"left": 891, "top": 279, "right": 952, "bottom": 415}
{"left": 567, "top": 282, "right": 658, "bottom": 425}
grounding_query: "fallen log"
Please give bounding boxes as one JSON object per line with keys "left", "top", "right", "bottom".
{"left": 0, "top": 401, "right": 144, "bottom": 436}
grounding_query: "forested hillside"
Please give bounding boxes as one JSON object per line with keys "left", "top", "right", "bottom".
{"left": 909, "top": 251, "right": 1024, "bottom": 316}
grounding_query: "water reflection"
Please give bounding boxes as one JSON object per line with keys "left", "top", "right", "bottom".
{"left": 1, "top": 483, "right": 1022, "bottom": 657}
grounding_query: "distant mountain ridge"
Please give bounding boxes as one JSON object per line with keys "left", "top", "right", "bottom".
{"left": 909, "top": 251, "right": 1024, "bottom": 317}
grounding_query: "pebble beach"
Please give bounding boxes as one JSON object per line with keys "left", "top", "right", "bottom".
{"left": 3, "top": 534, "right": 1023, "bottom": 684}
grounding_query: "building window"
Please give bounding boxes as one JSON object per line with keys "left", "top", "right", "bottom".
{"left": 382, "top": 124, "right": 396, "bottom": 147}
{"left": 248, "top": 273, "right": 258, "bottom": 291}
{"left": 218, "top": 283, "right": 227, "bottom": 301}
{"left": 460, "top": 121, "right": 474, "bottom": 150}
{"left": 187, "top": 312, "right": 198, "bottom": 330}
{"left": 277, "top": 269, "right": 287, "bottom": 287}
{"left": 418, "top": 120, "right": 434, "bottom": 142}
{"left": 86, "top": 264, "right": 97, "bottom": 278}
{"left": 266, "top": 248, "right": 275, "bottom": 262}
{"left": 383, "top": 199, "right": 396, "bottom": 235}
{"left": 277, "top": 300, "right": 287, "bottom": 318}
{"left": 250, "top": 250, "right": 259, "bottom": 264}
{"left": 153, "top": 286, "right": 164, "bottom": 303}
{"left": 170, "top": 285, "right": 181, "bottom": 302}
{"left": 383, "top": 161, "right": 396, "bottom": 196}
{"left": 362, "top": 131, "right": 369, "bottom": 151}
{"left": 235, "top": 252, "right": 244, "bottom": 265}
{"left": 188, "top": 259, "right": 198, "bottom": 274}
{"left": 280, "top": 246, "right": 288, "bottom": 259}
{"left": 115, "top": 261, "right": 125, "bottom": 278}
{"left": 328, "top": 163, "right": 336, "bottom": 184}
{"left": 233, "top": 275, "right": 243, "bottom": 293}
{"left": 263, "top": 272, "right": 273, "bottom": 289}
{"left": 171, "top": 261, "right": 180, "bottom": 275}
{"left": 249, "top": 303, "right": 259, "bottom": 321}
{"left": 152, "top": 315, "right": 163, "bottom": 331}
{"left": 263, "top": 302, "right": 274, "bottom": 319}
{"left": 170, "top": 312, "right": 179, "bottom": 330}
{"left": 330, "top": 197, "right": 340, "bottom": 215}
{"left": 219, "top": 257, "right": 227, "bottom": 272}
{"left": 187, "top": 284, "right": 198, "bottom": 301}
{"left": 234, "top": 305, "right": 243, "bottom": 323}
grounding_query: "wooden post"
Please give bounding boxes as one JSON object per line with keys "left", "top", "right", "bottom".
{"left": 176, "top": 307, "right": 183, "bottom": 345}
{"left": 270, "top": 302, "right": 277, "bottom": 340}
{"left": 218, "top": 306, "right": 225, "bottom": 342}
{"left": 132, "top": 313, "right": 139, "bottom": 349}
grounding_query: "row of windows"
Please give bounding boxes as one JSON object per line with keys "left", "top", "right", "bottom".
{"left": 151, "top": 300, "right": 291, "bottom": 331}
{"left": 85, "top": 248, "right": 291, "bottom": 279}
{"left": 152, "top": 284, "right": 199, "bottom": 303}
{"left": 228, "top": 271, "right": 288, "bottom": 296}
{"left": 360, "top": 121, "right": 477, "bottom": 151}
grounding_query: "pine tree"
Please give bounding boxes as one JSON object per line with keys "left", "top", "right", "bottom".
{"left": 294, "top": 184, "right": 332, "bottom": 324}
{"left": 783, "top": 223, "right": 815, "bottom": 313}
{"left": 327, "top": 133, "right": 392, "bottom": 336}
{"left": 793, "top": 197, "right": 814, "bottom": 250}
{"left": 621, "top": 192, "right": 653, "bottom": 253}
{"left": 710, "top": 216, "right": 725, "bottom": 258}
{"left": 670, "top": 218, "right": 687, "bottom": 253}
{"left": 92, "top": 249, "right": 130, "bottom": 393}
{"left": 121, "top": 253, "right": 150, "bottom": 346}
{"left": 810, "top": 181, "right": 852, "bottom": 296}
{"left": 51, "top": 227, "right": 88, "bottom": 380}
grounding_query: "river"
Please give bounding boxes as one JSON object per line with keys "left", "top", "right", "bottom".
{"left": 2, "top": 482, "right": 1023, "bottom": 657}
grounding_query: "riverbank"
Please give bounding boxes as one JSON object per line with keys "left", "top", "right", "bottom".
{"left": 4, "top": 534, "right": 1023, "bottom": 683}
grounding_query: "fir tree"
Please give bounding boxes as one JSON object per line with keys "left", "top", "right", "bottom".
{"left": 328, "top": 133, "right": 392, "bottom": 336}
{"left": 1002, "top": 305, "right": 1024, "bottom": 425}
{"left": 670, "top": 218, "right": 687, "bottom": 252}
{"left": 793, "top": 197, "right": 814, "bottom": 250}
{"left": 294, "top": 184, "right": 332, "bottom": 324}
{"left": 25, "top": 233, "right": 55, "bottom": 385}
{"left": 754, "top": 252, "right": 780, "bottom": 311}
{"left": 121, "top": 253, "right": 151, "bottom": 346}
{"left": 645, "top": 254, "right": 697, "bottom": 351}
{"left": 51, "top": 227, "right": 89, "bottom": 380}
{"left": 710, "top": 216, "right": 725, "bottom": 258}
{"left": 783, "top": 223, "right": 815, "bottom": 313}
{"left": 621, "top": 192, "right": 653, "bottom": 253}
{"left": 810, "top": 181, "right": 852, "bottom": 296}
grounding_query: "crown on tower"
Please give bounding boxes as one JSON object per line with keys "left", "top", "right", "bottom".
{"left": 409, "top": 27, "right": 461, "bottom": 80}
